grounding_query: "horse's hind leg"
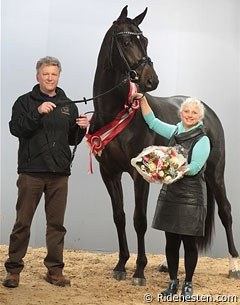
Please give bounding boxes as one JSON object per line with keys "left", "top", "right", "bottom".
{"left": 205, "top": 164, "right": 240, "bottom": 279}
{"left": 158, "top": 259, "right": 168, "bottom": 272}
{"left": 131, "top": 175, "right": 149, "bottom": 286}
{"left": 100, "top": 166, "right": 129, "bottom": 281}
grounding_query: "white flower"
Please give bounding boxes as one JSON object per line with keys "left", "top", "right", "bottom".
{"left": 158, "top": 170, "right": 165, "bottom": 177}
{"left": 164, "top": 175, "right": 172, "bottom": 183}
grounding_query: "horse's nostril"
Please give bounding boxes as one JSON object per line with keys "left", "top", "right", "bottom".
{"left": 146, "top": 77, "right": 159, "bottom": 90}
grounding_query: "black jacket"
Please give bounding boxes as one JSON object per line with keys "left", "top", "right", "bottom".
{"left": 9, "top": 84, "right": 86, "bottom": 175}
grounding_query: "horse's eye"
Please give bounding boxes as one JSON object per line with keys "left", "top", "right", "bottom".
{"left": 123, "top": 38, "right": 131, "bottom": 47}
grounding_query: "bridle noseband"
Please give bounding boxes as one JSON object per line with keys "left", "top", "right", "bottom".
{"left": 111, "top": 29, "right": 152, "bottom": 83}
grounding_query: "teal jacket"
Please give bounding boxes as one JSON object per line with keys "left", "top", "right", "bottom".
{"left": 143, "top": 112, "right": 210, "bottom": 175}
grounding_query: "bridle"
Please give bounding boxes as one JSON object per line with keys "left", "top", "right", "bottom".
{"left": 59, "top": 26, "right": 151, "bottom": 106}
{"left": 111, "top": 28, "right": 152, "bottom": 83}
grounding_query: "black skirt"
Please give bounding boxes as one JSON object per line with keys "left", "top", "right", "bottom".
{"left": 152, "top": 175, "right": 207, "bottom": 236}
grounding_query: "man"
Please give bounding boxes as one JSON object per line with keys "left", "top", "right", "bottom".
{"left": 3, "top": 56, "right": 89, "bottom": 288}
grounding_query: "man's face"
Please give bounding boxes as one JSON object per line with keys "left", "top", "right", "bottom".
{"left": 36, "top": 64, "right": 60, "bottom": 96}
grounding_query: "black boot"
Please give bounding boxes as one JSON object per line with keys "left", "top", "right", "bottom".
{"left": 161, "top": 279, "right": 179, "bottom": 296}
{"left": 181, "top": 281, "right": 193, "bottom": 300}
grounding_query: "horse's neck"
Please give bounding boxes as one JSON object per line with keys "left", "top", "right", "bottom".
{"left": 93, "top": 69, "right": 129, "bottom": 118}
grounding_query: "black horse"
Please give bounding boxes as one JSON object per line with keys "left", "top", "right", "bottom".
{"left": 87, "top": 6, "right": 239, "bottom": 285}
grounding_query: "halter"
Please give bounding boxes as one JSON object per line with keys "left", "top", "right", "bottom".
{"left": 111, "top": 29, "right": 152, "bottom": 83}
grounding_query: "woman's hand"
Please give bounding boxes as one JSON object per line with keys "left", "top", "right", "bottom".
{"left": 131, "top": 93, "right": 152, "bottom": 116}
{"left": 178, "top": 165, "right": 188, "bottom": 175}
{"left": 130, "top": 92, "right": 145, "bottom": 103}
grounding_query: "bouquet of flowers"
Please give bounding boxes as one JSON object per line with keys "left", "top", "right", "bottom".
{"left": 131, "top": 145, "right": 187, "bottom": 184}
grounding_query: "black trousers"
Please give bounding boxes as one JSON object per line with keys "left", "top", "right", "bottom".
{"left": 165, "top": 231, "right": 198, "bottom": 282}
{"left": 5, "top": 173, "right": 69, "bottom": 274}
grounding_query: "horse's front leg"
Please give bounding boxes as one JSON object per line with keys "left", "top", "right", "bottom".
{"left": 131, "top": 175, "right": 149, "bottom": 286}
{"left": 100, "top": 166, "right": 130, "bottom": 281}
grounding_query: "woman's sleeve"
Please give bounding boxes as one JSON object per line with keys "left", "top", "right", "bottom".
{"left": 143, "top": 112, "right": 176, "bottom": 139}
{"left": 186, "top": 136, "right": 211, "bottom": 175}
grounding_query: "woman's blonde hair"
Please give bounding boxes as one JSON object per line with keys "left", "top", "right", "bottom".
{"left": 179, "top": 97, "right": 205, "bottom": 118}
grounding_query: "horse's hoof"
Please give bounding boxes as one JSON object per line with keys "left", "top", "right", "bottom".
{"left": 228, "top": 270, "right": 240, "bottom": 279}
{"left": 158, "top": 264, "right": 168, "bottom": 273}
{"left": 131, "top": 277, "right": 146, "bottom": 286}
{"left": 112, "top": 270, "right": 127, "bottom": 281}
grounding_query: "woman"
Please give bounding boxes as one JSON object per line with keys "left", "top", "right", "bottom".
{"left": 131, "top": 93, "right": 210, "bottom": 299}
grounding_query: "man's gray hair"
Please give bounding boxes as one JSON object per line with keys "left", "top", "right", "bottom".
{"left": 179, "top": 97, "right": 205, "bottom": 118}
{"left": 36, "top": 56, "right": 62, "bottom": 72}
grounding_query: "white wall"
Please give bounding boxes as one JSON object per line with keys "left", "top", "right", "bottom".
{"left": 1, "top": 0, "right": 240, "bottom": 258}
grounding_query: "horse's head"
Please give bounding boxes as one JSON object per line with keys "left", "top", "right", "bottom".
{"left": 108, "top": 6, "right": 159, "bottom": 93}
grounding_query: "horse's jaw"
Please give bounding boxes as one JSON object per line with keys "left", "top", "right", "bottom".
{"left": 131, "top": 61, "right": 159, "bottom": 93}
{"left": 137, "top": 73, "right": 159, "bottom": 93}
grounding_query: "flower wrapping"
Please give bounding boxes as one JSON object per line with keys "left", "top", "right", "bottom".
{"left": 131, "top": 145, "right": 187, "bottom": 184}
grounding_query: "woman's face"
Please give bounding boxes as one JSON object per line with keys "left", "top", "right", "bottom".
{"left": 180, "top": 103, "right": 202, "bottom": 130}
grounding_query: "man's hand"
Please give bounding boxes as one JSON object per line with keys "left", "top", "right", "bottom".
{"left": 76, "top": 114, "right": 89, "bottom": 129}
{"left": 38, "top": 101, "right": 56, "bottom": 114}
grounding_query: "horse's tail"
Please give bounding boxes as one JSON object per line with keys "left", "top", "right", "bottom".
{"left": 196, "top": 181, "right": 215, "bottom": 251}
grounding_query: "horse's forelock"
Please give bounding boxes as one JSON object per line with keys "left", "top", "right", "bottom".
{"left": 112, "top": 18, "right": 141, "bottom": 33}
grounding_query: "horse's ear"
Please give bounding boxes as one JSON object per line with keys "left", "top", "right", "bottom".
{"left": 133, "top": 7, "right": 148, "bottom": 26}
{"left": 117, "top": 5, "right": 128, "bottom": 22}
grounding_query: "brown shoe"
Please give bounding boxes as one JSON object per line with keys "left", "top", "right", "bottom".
{"left": 44, "top": 272, "right": 71, "bottom": 287}
{"left": 2, "top": 273, "right": 20, "bottom": 288}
